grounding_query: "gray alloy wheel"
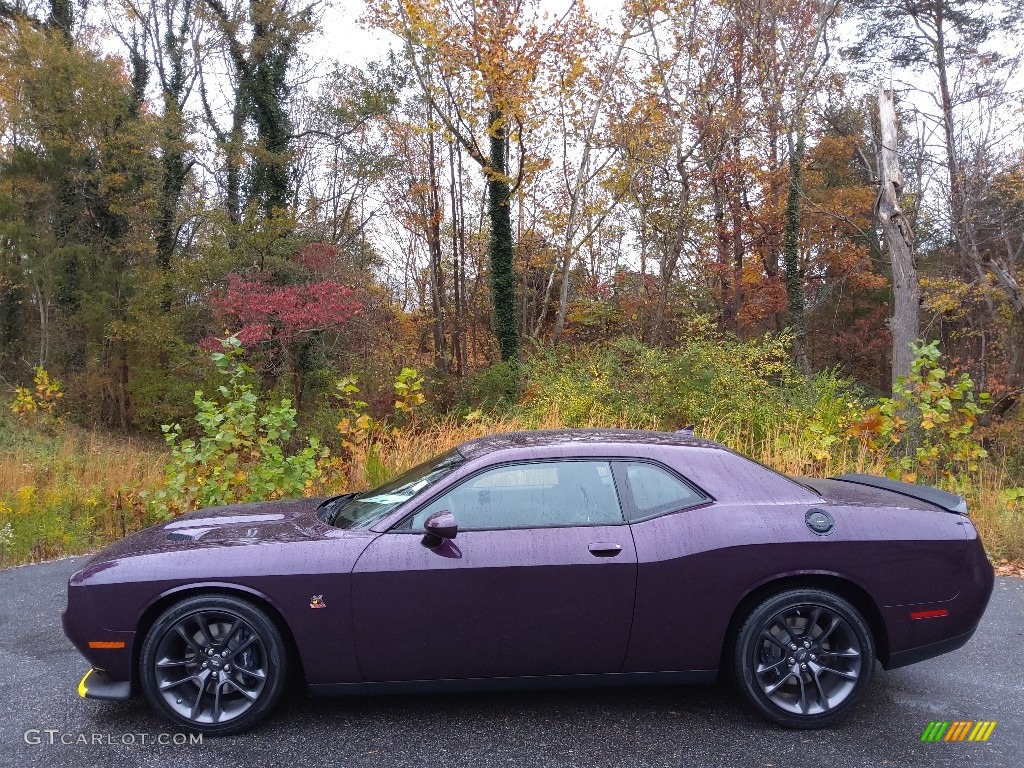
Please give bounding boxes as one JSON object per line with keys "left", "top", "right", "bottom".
{"left": 734, "top": 588, "right": 875, "bottom": 728}
{"left": 140, "top": 595, "right": 288, "bottom": 736}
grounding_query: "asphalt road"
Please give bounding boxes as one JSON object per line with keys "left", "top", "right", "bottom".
{"left": 0, "top": 557, "right": 1021, "bottom": 768}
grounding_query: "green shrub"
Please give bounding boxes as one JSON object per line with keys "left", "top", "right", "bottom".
{"left": 461, "top": 360, "right": 522, "bottom": 412}
{"left": 145, "top": 336, "right": 327, "bottom": 517}
{"left": 515, "top": 328, "right": 846, "bottom": 439}
{"left": 856, "top": 340, "right": 990, "bottom": 483}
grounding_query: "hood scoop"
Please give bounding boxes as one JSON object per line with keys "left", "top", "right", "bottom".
{"left": 164, "top": 526, "right": 216, "bottom": 542}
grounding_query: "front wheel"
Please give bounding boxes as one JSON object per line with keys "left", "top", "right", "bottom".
{"left": 139, "top": 595, "right": 289, "bottom": 736}
{"left": 734, "top": 588, "right": 875, "bottom": 728}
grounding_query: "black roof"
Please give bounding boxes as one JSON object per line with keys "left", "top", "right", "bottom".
{"left": 455, "top": 428, "right": 720, "bottom": 460}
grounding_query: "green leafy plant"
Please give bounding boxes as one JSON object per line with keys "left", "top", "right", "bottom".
{"left": 10, "top": 367, "right": 64, "bottom": 428}
{"left": 1004, "top": 487, "right": 1024, "bottom": 507}
{"left": 841, "top": 341, "right": 990, "bottom": 482}
{"left": 332, "top": 375, "right": 376, "bottom": 457}
{"left": 145, "top": 336, "right": 327, "bottom": 517}
{"left": 393, "top": 367, "right": 426, "bottom": 420}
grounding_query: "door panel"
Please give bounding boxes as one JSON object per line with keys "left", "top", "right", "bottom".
{"left": 351, "top": 526, "right": 638, "bottom": 681}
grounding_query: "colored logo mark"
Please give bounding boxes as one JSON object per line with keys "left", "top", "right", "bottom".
{"left": 921, "top": 721, "right": 997, "bottom": 742}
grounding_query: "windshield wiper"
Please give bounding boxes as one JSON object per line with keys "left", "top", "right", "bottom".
{"left": 318, "top": 493, "right": 359, "bottom": 526}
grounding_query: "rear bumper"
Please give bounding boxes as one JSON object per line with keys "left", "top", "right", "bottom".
{"left": 77, "top": 668, "right": 133, "bottom": 701}
{"left": 880, "top": 531, "right": 994, "bottom": 669}
{"left": 885, "top": 625, "right": 979, "bottom": 669}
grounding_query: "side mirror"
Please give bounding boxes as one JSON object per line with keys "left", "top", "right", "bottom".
{"left": 422, "top": 510, "right": 458, "bottom": 549}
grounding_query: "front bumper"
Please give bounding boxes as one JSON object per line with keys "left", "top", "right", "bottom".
{"left": 62, "top": 582, "right": 135, "bottom": 683}
{"left": 77, "top": 668, "right": 132, "bottom": 701}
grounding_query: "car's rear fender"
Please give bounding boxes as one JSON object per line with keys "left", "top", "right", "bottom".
{"left": 879, "top": 527, "right": 994, "bottom": 667}
{"left": 718, "top": 572, "right": 890, "bottom": 674}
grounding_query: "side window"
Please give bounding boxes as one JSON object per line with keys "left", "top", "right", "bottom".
{"left": 399, "top": 460, "right": 623, "bottom": 531}
{"left": 619, "top": 462, "right": 707, "bottom": 521}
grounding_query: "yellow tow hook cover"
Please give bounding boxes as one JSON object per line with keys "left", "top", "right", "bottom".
{"left": 77, "top": 668, "right": 93, "bottom": 698}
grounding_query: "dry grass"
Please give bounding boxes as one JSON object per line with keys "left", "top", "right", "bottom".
{"left": 962, "top": 465, "right": 1024, "bottom": 565}
{"left": 0, "top": 429, "right": 164, "bottom": 491}
{"left": 310, "top": 409, "right": 653, "bottom": 495}
{"left": 0, "top": 424, "right": 165, "bottom": 566}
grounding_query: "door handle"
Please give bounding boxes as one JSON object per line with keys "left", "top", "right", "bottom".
{"left": 589, "top": 543, "right": 623, "bottom": 557}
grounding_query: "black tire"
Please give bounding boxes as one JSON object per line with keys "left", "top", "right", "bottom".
{"left": 139, "top": 595, "right": 289, "bottom": 736}
{"left": 733, "top": 588, "right": 875, "bottom": 728}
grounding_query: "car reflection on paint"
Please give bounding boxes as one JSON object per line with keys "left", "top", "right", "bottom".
{"left": 62, "top": 429, "right": 994, "bottom": 735}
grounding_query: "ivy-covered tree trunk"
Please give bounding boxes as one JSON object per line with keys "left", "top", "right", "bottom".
{"left": 225, "top": 101, "right": 245, "bottom": 229}
{"left": 154, "top": 7, "right": 193, "bottom": 270}
{"left": 48, "top": 0, "right": 72, "bottom": 40}
{"left": 244, "top": 3, "right": 294, "bottom": 215}
{"left": 487, "top": 108, "right": 518, "bottom": 362}
{"left": 203, "top": 0, "right": 298, "bottom": 218}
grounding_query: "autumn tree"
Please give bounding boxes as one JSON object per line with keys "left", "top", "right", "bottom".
{"left": 850, "top": 0, "right": 1024, "bottom": 392}
{"left": 366, "top": 0, "right": 586, "bottom": 361}
{"left": 730, "top": 0, "right": 840, "bottom": 365}
{"left": 0, "top": 15, "right": 160, "bottom": 423}
{"left": 533, "top": 10, "right": 634, "bottom": 344}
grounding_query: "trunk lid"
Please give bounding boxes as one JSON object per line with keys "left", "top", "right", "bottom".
{"left": 797, "top": 474, "right": 968, "bottom": 515}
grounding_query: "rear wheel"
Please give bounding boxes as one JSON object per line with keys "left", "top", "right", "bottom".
{"left": 139, "top": 595, "right": 288, "bottom": 736}
{"left": 733, "top": 588, "right": 875, "bottom": 728}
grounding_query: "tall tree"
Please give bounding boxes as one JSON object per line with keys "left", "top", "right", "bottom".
{"left": 877, "top": 84, "right": 920, "bottom": 387}
{"left": 734, "top": 0, "right": 840, "bottom": 365}
{"left": 539, "top": 11, "right": 633, "bottom": 344}
{"left": 203, "top": 0, "right": 316, "bottom": 217}
{"left": 367, "top": 0, "right": 584, "bottom": 361}
{"left": 852, "top": 0, "right": 1023, "bottom": 393}
{"left": 615, "top": 0, "right": 732, "bottom": 345}
{"left": 111, "top": 0, "right": 202, "bottom": 268}
{"left": 0, "top": 18, "right": 160, "bottom": 422}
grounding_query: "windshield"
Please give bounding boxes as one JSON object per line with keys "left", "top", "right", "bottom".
{"left": 320, "top": 449, "right": 464, "bottom": 530}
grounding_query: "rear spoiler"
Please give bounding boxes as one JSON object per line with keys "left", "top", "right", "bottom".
{"left": 829, "top": 473, "right": 969, "bottom": 515}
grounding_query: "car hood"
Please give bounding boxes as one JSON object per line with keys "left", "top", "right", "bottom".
{"left": 87, "top": 497, "right": 334, "bottom": 563}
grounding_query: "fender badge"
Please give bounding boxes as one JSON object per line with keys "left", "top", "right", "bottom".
{"left": 310, "top": 595, "right": 327, "bottom": 609}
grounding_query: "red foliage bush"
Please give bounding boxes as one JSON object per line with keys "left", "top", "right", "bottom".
{"left": 210, "top": 273, "right": 362, "bottom": 348}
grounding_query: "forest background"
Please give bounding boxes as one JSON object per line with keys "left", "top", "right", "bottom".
{"left": 1, "top": 0, "right": 1023, "bottom": 568}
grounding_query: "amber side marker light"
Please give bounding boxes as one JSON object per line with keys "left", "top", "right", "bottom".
{"left": 87, "top": 641, "right": 126, "bottom": 649}
{"left": 910, "top": 609, "right": 949, "bottom": 620}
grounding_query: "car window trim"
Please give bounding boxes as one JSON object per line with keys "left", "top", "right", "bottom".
{"left": 612, "top": 459, "right": 714, "bottom": 523}
{"left": 388, "top": 457, "right": 630, "bottom": 533}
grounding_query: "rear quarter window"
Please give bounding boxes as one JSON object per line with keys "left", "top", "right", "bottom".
{"left": 618, "top": 461, "right": 709, "bottom": 521}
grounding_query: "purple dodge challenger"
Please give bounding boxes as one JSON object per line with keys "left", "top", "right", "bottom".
{"left": 62, "top": 429, "right": 994, "bottom": 735}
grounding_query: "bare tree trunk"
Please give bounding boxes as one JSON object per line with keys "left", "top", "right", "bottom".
{"left": 425, "top": 122, "right": 448, "bottom": 370}
{"left": 877, "top": 84, "right": 920, "bottom": 388}
{"left": 710, "top": 168, "right": 733, "bottom": 333}
{"left": 32, "top": 276, "right": 47, "bottom": 368}
{"left": 448, "top": 140, "right": 465, "bottom": 377}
